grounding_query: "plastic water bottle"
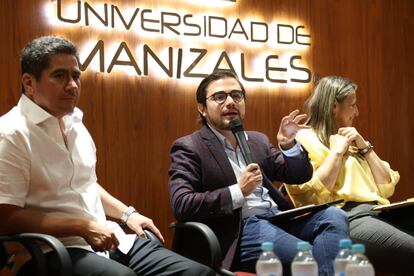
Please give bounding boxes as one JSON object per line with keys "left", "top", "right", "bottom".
{"left": 334, "top": 239, "right": 352, "bottom": 276}
{"left": 291, "top": 241, "right": 318, "bottom": 276}
{"left": 345, "top": 244, "right": 375, "bottom": 276}
{"left": 256, "top": 242, "right": 283, "bottom": 276}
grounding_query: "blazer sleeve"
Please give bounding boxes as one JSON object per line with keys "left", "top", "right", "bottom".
{"left": 168, "top": 138, "right": 234, "bottom": 221}
{"left": 255, "top": 132, "right": 313, "bottom": 185}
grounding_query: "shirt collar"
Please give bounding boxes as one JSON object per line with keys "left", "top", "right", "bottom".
{"left": 18, "top": 94, "right": 83, "bottom": 129}
{"left": 207, "top": 123, "right": 248, "bottom": 151}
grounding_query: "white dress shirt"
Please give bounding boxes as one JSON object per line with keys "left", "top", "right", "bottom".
{"left": 0, "top": 95, "right": 134, "bottom": 256}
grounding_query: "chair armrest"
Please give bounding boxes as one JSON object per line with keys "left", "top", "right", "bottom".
{"left": 143, "top": 228, "right": 162, "bottom": 246}
{"left": 171, "top": 221, "right": 234, "bottom": 276}
{"left": 171, "top": 221, "right": 222, "bottom": 267}
{"left": 0, "top": 233, "right": 72, "bottom": 276}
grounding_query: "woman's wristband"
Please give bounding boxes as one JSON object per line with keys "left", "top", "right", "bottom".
{"left": 359, "top": 141, "right": 374, "bottom": 155}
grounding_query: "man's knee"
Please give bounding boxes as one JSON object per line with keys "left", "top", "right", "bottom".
{"left": 321, "top": 206, "right": 349, "bottom": 228}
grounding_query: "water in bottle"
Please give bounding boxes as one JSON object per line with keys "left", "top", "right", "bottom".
{"left": 291, "top": 241, "right": 318, "bottom": 276}
{"left": 345, "top": 243, "right": 375, "bottom": 276}
{"left": 334, "top": 238, "right": 352, "bottom": 276}
{"left": 256, "top": 242, "right": 283, "bottom": 276}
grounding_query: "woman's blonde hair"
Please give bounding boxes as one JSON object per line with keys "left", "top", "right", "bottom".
{"left": 306, "top": 76, "right": 357, "bottom": 147}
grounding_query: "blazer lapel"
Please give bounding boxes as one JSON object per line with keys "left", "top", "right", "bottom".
{"left": 200, "top": 125, "right": 237, "bottom": 185}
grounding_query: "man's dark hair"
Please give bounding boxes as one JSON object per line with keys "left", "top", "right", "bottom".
{"left": 20, "top": 36, "right": 79, "bottom": 93}
{"left": 196, "top": 69, "right": 246, "bottom": 124}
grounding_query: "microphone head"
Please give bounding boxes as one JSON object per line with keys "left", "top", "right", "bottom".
{"left": 229, "top": 118, "right": 244, "bottom": 133}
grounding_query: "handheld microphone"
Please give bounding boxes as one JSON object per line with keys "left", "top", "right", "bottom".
{"left": 229, "top": 119, "right": 254, "bottom": 164}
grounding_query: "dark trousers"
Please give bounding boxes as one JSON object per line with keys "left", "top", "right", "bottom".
{"left": 18, "top": 236, "right": 215, "bottom": 276}
{"left": 345, "top": 203, "right": 414, "bottom": 276}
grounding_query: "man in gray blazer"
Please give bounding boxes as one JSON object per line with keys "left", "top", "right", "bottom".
{"left": 168, "top": 69, "right": 350, "bottom": 275}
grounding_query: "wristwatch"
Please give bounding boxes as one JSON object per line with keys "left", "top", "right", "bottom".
{"left": 121, "top": 206, "right": 137, "bottom": 224}
{"left": 359, "top": 141, "right": 374, "bottom": 156}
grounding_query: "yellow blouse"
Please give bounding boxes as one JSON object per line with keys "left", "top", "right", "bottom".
{"left": 285, "top": 129, "right": 400, "bottom": 207}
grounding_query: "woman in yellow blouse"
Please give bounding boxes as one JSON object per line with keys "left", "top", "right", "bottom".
{"left": 285, "top": 76, "right": 413, "bottom": 275}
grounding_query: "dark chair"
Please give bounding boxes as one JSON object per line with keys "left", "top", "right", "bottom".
{"left": 0, "top": 233, "right": 72, "bottom": 276}
{"left": 170, "top": 221, "right": 235, "bottom": 276}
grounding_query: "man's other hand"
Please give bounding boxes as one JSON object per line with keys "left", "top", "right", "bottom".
{"left": 277, "top": 109, "right": 309, "bottom": 149}
{"left": 83, "top": 221, "right": 119, "bottom": 252}
{"left": 238, "top": 163, "right": 263, "bottom": 196}
{"left": 126, "top": 213, "right": 165, "bottom": 244}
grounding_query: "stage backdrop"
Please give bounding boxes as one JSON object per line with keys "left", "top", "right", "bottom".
{"left": 0, "top": 0, "right": 413, "bottom": 255}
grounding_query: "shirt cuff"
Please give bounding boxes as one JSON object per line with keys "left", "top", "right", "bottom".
{"left": 279, "top": 141, "right": 303, "bottom": 157}
{"left": 229, "top": 184, "right": 245, "bottom": 209}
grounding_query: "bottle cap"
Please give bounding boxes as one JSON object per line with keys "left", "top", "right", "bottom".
{"left": 351, "top": 244, "right": 365, "bottom": 254}
{"left": 339, "top": 239, "right": 352, "bottom": 249}
{"left": 261, "top": 242, "right": 274, "bottom": 251}
{"left": 297, "top": 241, "right": 311, "bottom": 250}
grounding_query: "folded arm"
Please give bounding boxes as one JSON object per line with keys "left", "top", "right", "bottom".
{"left": 338, "top": 127, "right": 391, "bottom": 184}
{"left": 267, "top": 140, "right": 313, "bottom": 184}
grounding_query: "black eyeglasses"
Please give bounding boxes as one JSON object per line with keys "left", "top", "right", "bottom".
{"left": 206, "top": 90, "right": 245, "bottom": 104}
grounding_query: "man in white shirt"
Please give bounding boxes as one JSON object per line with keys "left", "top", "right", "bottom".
{"left": 0, "top": 36, "right": 214, "bottom": 276}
